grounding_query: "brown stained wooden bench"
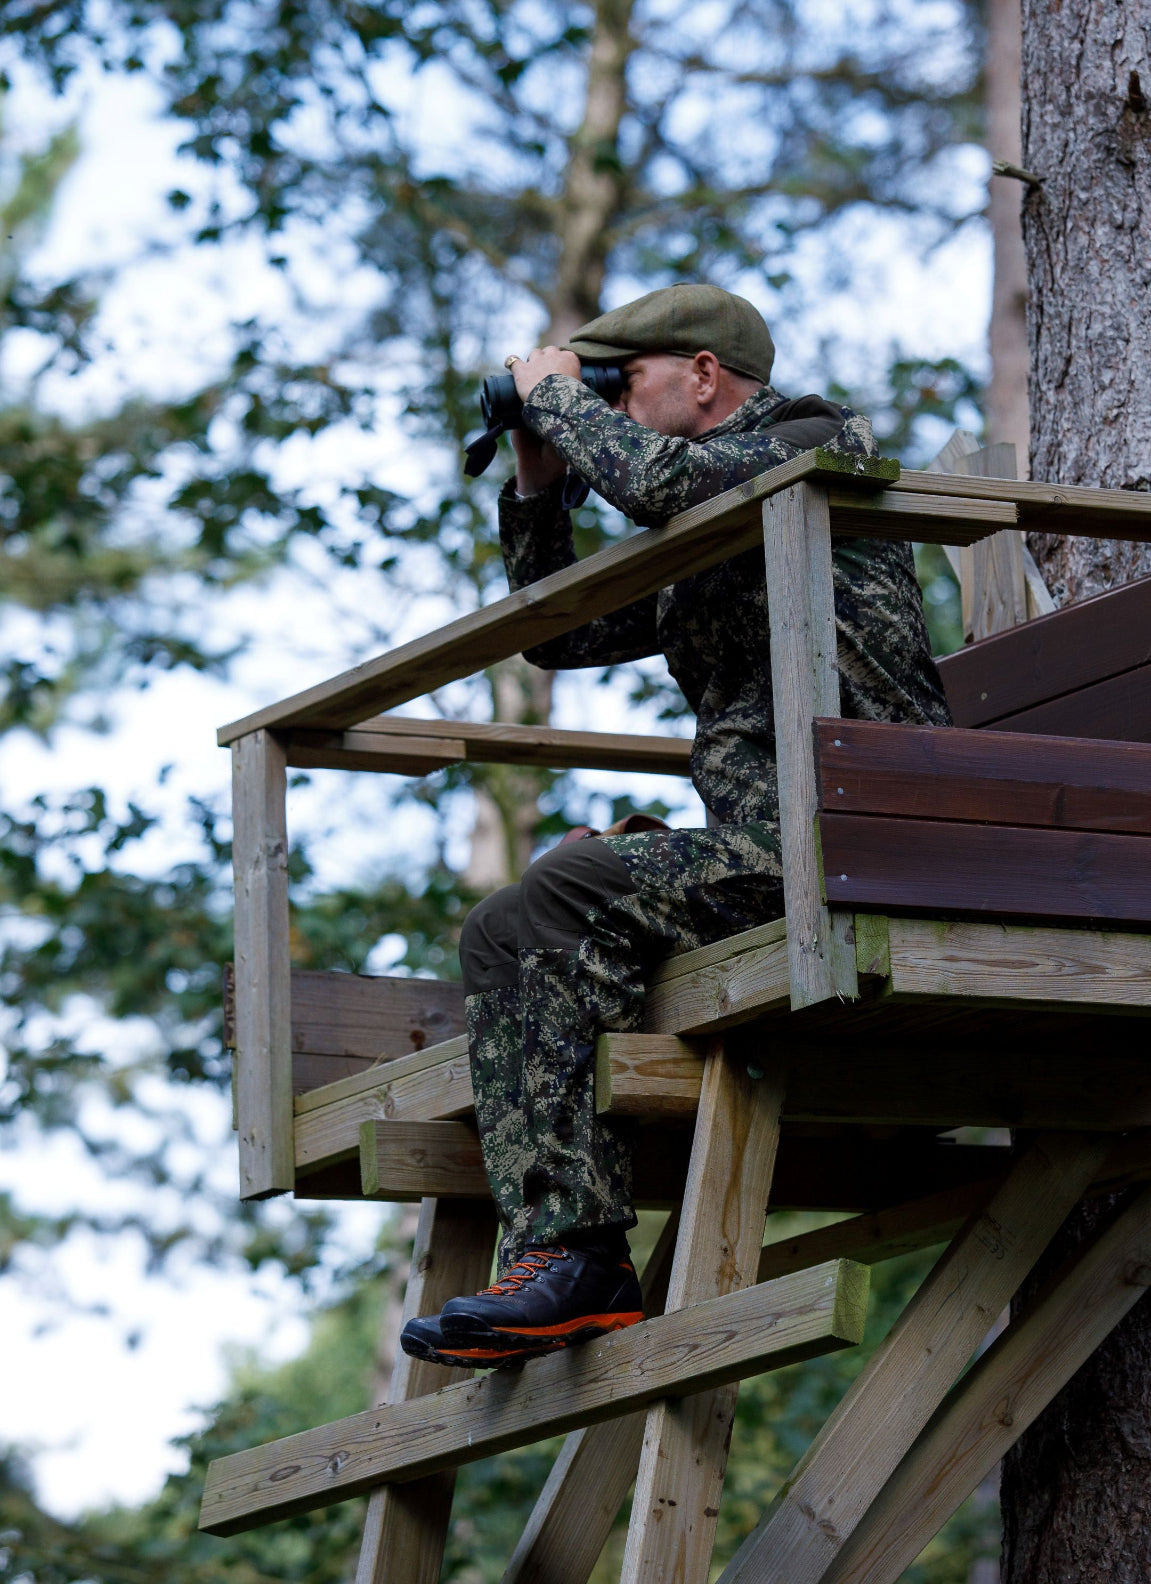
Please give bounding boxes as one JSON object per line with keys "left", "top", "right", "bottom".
{"left": 205, "top": 445, "right": 1151, "bottom": 1584}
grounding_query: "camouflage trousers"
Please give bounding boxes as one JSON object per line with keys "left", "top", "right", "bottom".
{"left": 458, "top": 822, "right": 784, "bottom": 1267}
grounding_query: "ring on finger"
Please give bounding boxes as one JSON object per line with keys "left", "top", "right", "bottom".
{"left": 504, "top": 354, "right": 522, "bottom": 370}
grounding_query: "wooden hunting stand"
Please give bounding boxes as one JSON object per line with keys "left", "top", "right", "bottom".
{"left": 200, "top": 443, "right": 1151, "bottom": 1583}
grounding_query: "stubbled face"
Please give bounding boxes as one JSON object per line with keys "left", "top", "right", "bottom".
{"left": 615, "top": 352, "right": 706, "bottom": 437}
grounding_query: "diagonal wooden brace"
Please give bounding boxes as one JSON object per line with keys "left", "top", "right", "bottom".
{"left": 718, "top": 1130, "right": 1112, "bottom": 1584}
{"left": 820, "top": 1183, "right": 1151, "bottom": 1584}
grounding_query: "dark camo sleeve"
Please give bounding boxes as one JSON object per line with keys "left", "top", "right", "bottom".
{"left": 497, "top": 479, "right": 660, "bottom": 669}
{"left": 520, "top": 375, "right": 808, "bottom": 526}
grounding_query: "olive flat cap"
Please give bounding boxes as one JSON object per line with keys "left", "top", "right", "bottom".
{"left": 565, "top": 283, "right": 774, "bottom": 383}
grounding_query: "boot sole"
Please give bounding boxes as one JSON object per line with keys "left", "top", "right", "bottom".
{"left": 400, "top": 1331, "right": 560, "bottom": 1371}
{"left": 441, "top": 1309, "right": 644, "bottom": 1347}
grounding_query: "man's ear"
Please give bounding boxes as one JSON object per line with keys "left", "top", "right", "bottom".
{"left": 692, "top": 350, "right": 722, "bottom": 405}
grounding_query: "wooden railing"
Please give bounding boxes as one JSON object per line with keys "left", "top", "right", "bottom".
{"left": 222, "top": 444, "right": 1151, "bottom": 1198}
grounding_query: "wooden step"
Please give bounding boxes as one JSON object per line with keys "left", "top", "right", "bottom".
{"left": 199, "top": 1257, "right": 869, "bottom": 1536}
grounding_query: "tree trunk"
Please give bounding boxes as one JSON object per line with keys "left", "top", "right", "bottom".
{"left": 1019, "top": 0, "right": 1151, "bottom": 604}
{"left": 465, "top": 0, "right": 635, "bottom": 888}
{"left": 1001, "top": 5, "right": 1151, "bottom": 1580}
{"left": 985, "top": 0, "right": 1029, "bottom": 472}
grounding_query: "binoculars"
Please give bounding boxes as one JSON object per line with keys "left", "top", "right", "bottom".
{"left": 463, "top": 362, "right": 624, "bottom": 489}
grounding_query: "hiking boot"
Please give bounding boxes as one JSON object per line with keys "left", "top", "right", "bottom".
{"left": 439, "top": 1243, "right": 644, "bottom": 1353}
{"left": 399, "top": 1312, "right": 555, "bottom": 1371}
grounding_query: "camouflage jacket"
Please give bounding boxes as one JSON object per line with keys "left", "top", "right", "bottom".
{"left": 499, "top": 375, "right": 951, "bottom": 825}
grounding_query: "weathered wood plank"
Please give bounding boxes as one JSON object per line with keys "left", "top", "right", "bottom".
{"left": 885, "top": 916, "right": 1151, "bottom": 1008}
{"left": 231, "top": 730, "right": 294, "bottom": 1199}
{"left": 820, "top": 813, "right": 1151, "bottom": 926}
{"left": 826, "top": 487, "right": 1015, "bottom": 545}
{"left": 720, "top": 1132, "right": 1110, "bottom": 1584}
{"left": 818, "top": 1185, "right": 1151, "bottom": 1584}
{"left": 597, "top": 1028, "right": 1151, "bottom": 1132}
{"left": 294, "top": 1034, "right": 468, "bottom": 1115}
{"left": 939, "top": 570, "right": 1151, "bottom": 729}
{"left": 814, "top": 719, "right": 1151, "bottom": 835}
{"left": 291, "top": 968, "right": 465, "bottom": 1062}
{"left": 622, "top": 1044, "right": 785, "bottom": 1584}
{"left": 953, "top": 440, "right": 1027, "bottom": 641}
{"left": 763, "top": 481, "right": 857, "bottom": 1011}
{"left": 338, "top": 1115, "right": 1013, "bottom": 1213}
{"left": 500, "top": 1215, "right": 679, "bottom": 1584}
{"left": 199, "top": 1258, "right": 870, "bottom": 1535}
{"left": 359, "top": 1120, "right": 487, "bottom": 1200}
{"left": 355, "top": 1197, "right": 498, "bottom": 1584}
{"left": 216, "top": 449, "right": 897, "bottom": 743}
{"left": 286, "top": 718, "right": 694, "bottom": 777}
{"left": 295, "top": 1040, "right": 472, "bottom": 1173}
{"left": 887, "top": 471, "right": 1151, "bottom": 539}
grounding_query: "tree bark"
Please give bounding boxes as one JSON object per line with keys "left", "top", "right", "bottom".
{"left": 1002, "top": 5, "right": 1151, "bottom": 1579}
{"left": 986, "top": 0, "right": 1029, "bottom": 472}
{"left": 1019, "top": 0, "right": 1151, "bottom": 604}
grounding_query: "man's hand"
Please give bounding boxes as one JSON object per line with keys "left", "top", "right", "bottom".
{"left": 506, "top": 346, "right": 580, "bottom": 496}
{"left": 510, "top": 345, "right": 580, "bottom": 401}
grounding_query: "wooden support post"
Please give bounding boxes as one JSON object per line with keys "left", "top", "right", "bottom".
{"left": 718, "top": 1130, "right": 1112, "bottom": 1584}
{"left": 955, "top": 443, "right": 1029, "bottom": 640}
{"left": 821, "top": 1184, "right": 1151, "bottom": 1584}
{"left": 620, "top": 1040, "right": 787, "bottom": 1584}
{"left": 501, "top": 1214, "right": 679, "bottom": 1584}
{"left": 762, "top": 481, "right": 858, "bottom": 1010}
{"left": 231, "top": 729, "right": 293, "bottom": 1198}
{"left": 355, "top": 1197, "right": 498, "bottom": 1584}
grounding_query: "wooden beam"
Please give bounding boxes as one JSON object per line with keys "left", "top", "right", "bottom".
{"left": 953, "top": 441, "right": 1028, "bottom": 641}
{"left": 199, "top": 1257, "right": 870, "bottom": 1536}
{"left": 814, "top": 719, "right": 1151, "bottom": 836}
{"left": 886, "top": 470, "right": 1151, "bottom": 540}
{"left": 818, "top": 1184, "right": 1151, "bottom": 1584}
{"left": 354, "top": 1198, "right": 498, "bottom": 1584}
{"left": 719, "top": 1132, "right": 1110, "bottom": 1584}
{"left": 756, "top": 1180, "right": 1001, "bottom": 1283}
{"left": 884, "top": 916, "right": 1151, "bottom": 1010}
{"left": 819, "top": 813, "right": 1151, "bottom": 927}
{"left": 763, "top": 481, "right": 857, "bottom": 1010}
{"left": 621, "top": 1044, "right": 786, "bottom": 1583}
{"left": 500, "top": 1214, "right": 679, "bottom": 1584}
{"left": 938, "top": 570, "right": 1151, "bottom": 728}
{"left": 359, "top": 1120, "right": 487, "bottom": 1200}
{"left": 285, "top": 718, "right": 694, "bottom": 777}
{"left": 642, "top": 918, "right": 790, "bottom": 1033}
{"left": 596, "top": 1031, "right": 1151, "bottom": 1133}
{"left": 231, "top": 730, "right": 294, "bottom": 1199}
{"left": 327, "top": 1112, "right": 1012, "bottom": 1213}
{"left": 826, "top": 487, "right": 1015, "bottom": 545}
{"left": 217, "top": 449, "right": 897, "bottom": 743}
{"left": 295, "top": 1039, "right": 472, "bottom": 1174}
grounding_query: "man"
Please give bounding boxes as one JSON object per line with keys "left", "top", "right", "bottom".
{"left": 402, "top": 283, "right": 950, "bottom": 1369}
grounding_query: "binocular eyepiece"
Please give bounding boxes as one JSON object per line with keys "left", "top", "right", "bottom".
{"left": 464, "top": 362, "right": 624, "bottom": 481}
